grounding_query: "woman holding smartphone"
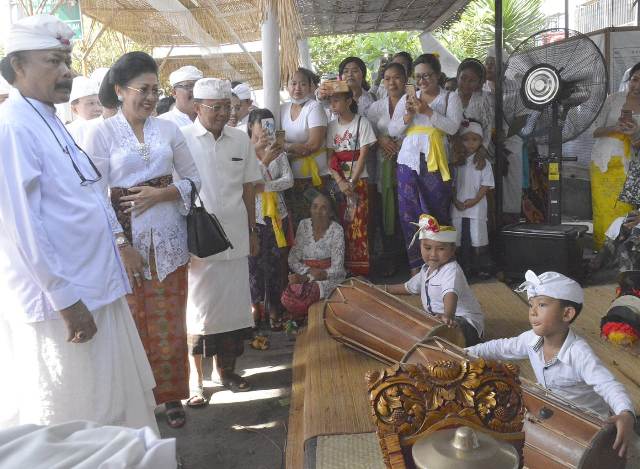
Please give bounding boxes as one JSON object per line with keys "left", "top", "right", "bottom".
{"left": 591, "top": 62, "right": 640, "bottom": 248}
{"left": 388, "top": 53, "right": 463, "bottom": 275}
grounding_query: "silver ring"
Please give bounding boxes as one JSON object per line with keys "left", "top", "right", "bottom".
{"left": 130, "top": 201, "right": 136, "bottom": 208}
{"left": 77, "top": 331, "right": 86, "bottom": 339}
{"left": 133, "top": 273, "right": 141, "bottom": 278}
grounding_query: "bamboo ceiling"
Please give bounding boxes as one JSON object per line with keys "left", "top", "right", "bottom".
{"left": 160, "top": 52, "right": 263, "bottom": 88}
{"left": 295, "top": 0, "right": 472, "bottom": 35}
{"left": 79, "top": 0, "right": 301, "bottom": 84}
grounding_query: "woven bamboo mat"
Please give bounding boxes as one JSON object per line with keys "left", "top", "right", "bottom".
{"left": 315, "top": 433, "right": 386, "bottom": 469}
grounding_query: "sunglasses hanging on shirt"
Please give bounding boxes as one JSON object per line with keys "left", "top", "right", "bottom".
{"left": 21, "top": 93, "right": 102, "bottom": 186}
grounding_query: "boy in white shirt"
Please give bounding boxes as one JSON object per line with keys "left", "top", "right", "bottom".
{"left": 386, "top": 214, "right": 484, "bottom": 345}
{"left": 466, "top": 270, "right": 636, "bottom": 458}
{"left": 451, "top": 120, "right": 494, "bottom": 277}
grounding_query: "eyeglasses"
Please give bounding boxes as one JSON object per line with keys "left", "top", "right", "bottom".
{"left": 200, "top": 102, "right": 231, "bottom": 112}
{"left": 22, "top": 94, "right": 102, "bottom": 186}
{"left": 127, "top": 86, "right": 161, "bottom": 98}
{"left": 414, "top": 72, "right": 438, "bottom": 82}
{"left": 174, "top": 83, "right": 195, "bottom": 91}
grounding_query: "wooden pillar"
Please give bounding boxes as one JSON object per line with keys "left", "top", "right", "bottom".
{"left": 494, "top": 0, "right": 504, "bottom": 223}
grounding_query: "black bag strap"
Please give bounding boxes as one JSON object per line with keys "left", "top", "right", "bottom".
{"left": 350, "top": 116, "right": 362, "bottom": 175}
{"left": 186, "top": 178, "right": 202, "bottom": 214}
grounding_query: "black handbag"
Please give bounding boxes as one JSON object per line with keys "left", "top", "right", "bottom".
{"left": 186, "top": 179, "right": 233, "bottom": 258}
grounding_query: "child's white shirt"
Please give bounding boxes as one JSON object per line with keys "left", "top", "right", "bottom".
{"left": 465, "top": 329, "right": 635, "bottom": 419}
{"left": 404, "top": 260, "right": 484, "bottom": 337}
{"left": 451, "top": 153, "right": 495, "bottom": 220}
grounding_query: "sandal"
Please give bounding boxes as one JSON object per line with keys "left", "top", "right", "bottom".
{"left": 165, "top": 401, "right": 186, "bottom": 428}
{"left": 250, "top": 335, "right": 270, "bottom": 350}
{"left": 186, "top": 385, "right": 208, "bottom": 408}
{"left": 269, "top": 314, "right": 283, "bottom": 331}
{"left": 220, "top": 372, "right": 252, "bottom": 393}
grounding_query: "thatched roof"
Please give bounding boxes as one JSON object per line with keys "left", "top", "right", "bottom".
{"left": 159, "top": 52, "right": 263, "bottom": 88}
{"left": 295, "top": 0, "right": 472, "bottom": 36}
{"left": 80, "top": 0, "right": 301, "bottom": 84}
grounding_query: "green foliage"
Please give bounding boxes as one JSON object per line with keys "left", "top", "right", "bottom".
{"left": 435, "top": 0, "right": 546, "bottom": 61}
{"left": 309, "top": 31, "right": 422, "bottom": 78}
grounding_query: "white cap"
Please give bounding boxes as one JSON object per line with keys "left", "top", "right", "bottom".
{"left": 193, "top": 78, "right": 232, "bottom": 100}
{"left": 460, "top": 121, "right": 484, "bottom": 138}
{"left": 517, "top": 270, "right": 584, "bottom": 304}
{"left": 233, "top": 82, "right": 252, "bottom": 100}
{"left": 90, "top": 67, "right": 110, "bottom": 88}
{"left": 169, "top": 66, "right": 203, "bottom": 87}
{"left": 409, "top": 214, "right": 457, "bottom": 246}
{"left": 0, "top": 76, "right": 11, "bottom": 96}
{"left": 5, "top": 14, "right": 74, "bottom": 55}
{"left": 69, "top": 76, "right": 99, "bottom": 103}
{"left": 486, "top": 46, "right": 508, "bottom": 61}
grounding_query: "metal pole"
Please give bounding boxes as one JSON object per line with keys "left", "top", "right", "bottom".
{"left": 565, "top": 0, "right": 569, "bottom": 33}
{"left": 261, "top": 3, "right": 281, "bottom": 123}
{"left": 298, "top": 38, "right": 313, "bottom": 70}
{"left": 494, "top": 0, "right": 504, "bottom": 224}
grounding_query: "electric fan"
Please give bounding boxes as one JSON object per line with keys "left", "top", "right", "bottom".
{"left": 502, "top": 28, "right": 608, "bottom": 224}
{"left": 500, "top": 29, "right": 608, "bottom": 280}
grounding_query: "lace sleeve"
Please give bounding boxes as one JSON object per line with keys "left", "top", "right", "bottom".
{"left": 326, "top": 223, "right": 346, "bottom": 280}
{"left": 84, "top": 123, "right": 123, "bottom": 235}
{"left": 288, "top": 221, "right": 310, "bottom": 275}
{"left": 264, "top": 153, "right": 294, "bottom": 193}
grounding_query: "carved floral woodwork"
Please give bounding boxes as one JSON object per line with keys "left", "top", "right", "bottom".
{"left": 367, "top": 355, "right": 526, "bottom": 469}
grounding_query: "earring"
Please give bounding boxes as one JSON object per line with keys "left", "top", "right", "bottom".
{"left": 117, "top": 95, "right": 123, "bottom": 102}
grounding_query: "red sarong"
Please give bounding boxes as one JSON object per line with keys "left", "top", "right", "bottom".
{"left": 330, "top": 151, "right": 370, "bottom": 276}
{"left": 280, "top": 259, "right": 329, "bottom": 319}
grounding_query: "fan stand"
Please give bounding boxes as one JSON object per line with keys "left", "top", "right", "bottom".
{"left": 548, "top": 102, "right": 563, "bottom": 225}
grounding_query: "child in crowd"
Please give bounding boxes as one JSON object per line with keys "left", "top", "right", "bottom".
{"left": 466, "top": 270, "right": 636, "bottom": 458}
{"left": 451, "top": 120, "right": 494, "bottom": 278}
{"left": 385, "top": 214, "right": 484, "bottom": 345}
{"left": 325, "top": 80, "right": 377, "bottom": 276}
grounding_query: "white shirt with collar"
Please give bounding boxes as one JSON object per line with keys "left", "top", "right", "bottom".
{"left": 465, "top": 329, "right": 635, "bottom": 418}
{"left": 181, "top": 118, "right": 263, "bottom": 261}
{"left": 0, "top": 88, "right": 129, "bottom": 323}
{"left": 405, "top": 260, "right": 484, "bottom": 337}
{"left": 451, "top": 153, "right": 495, "bottom": 221}
{"left": 158, "top": 106, "right": 193, "bottom": 128}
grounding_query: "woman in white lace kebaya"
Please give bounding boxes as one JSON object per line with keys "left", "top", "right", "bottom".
{"left": 247, "top": 109, "right": 293, "bottom": 329}
{"left": 281, "top": 192, "right": 346, "bottom": 319}
{"left": 84, "top": 52, "right": 201, "bottom": 429}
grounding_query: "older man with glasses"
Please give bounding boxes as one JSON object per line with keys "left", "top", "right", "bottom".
{"left": 0, "top": 15, "right": 158, "bottom": 432}
{"left": 159, "top": 65, "right": 203, "bottom": 128}
{"left": 181, "top": 78, "right": 262, "bottom": 405}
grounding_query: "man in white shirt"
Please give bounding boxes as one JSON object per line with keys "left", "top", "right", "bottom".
{"left": 158, "top": 65, "right": 203, "bottom": 128}
{"left": 181, "top": 78, "right": 262, "bottom": 403}
{"left": 466, "top": 270, "right": 636, "bottom": 458}
{"left": 66, "top": 75, "right": 102, "bottom": 143}
{"left": 232, "top": 82, "right": 255, "bottom": 131}
{"left": 0, "top": 14, "right": 157, "bottom": 433}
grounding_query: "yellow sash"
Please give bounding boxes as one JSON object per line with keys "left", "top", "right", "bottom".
{"left": 610, "top": 131, "right": 632, "bottom": 158}
{"left": 299, "top": 148, "right": 324, "bottom": 187}
{"left": 406, "top": 126, "right": 450, "bottom": 182}
{"left": 262, "top": 191, "right": 287, "bottom": 248}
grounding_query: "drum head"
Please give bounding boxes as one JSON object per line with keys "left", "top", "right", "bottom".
{"left": 426, "top": 324, "right": 466, "bottom": 347}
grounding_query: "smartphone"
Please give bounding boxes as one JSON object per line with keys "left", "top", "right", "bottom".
{"left": 405, "top": 84, "right": 416, "bottom": 99}
{"left": 275, "top": 130, "right": 285, "bottom": 147}
{"left": 261, "top": 117, "right": 275, "bottom": 139}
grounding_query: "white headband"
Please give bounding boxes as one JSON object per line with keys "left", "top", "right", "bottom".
{"left": 169, "top": 66, "right": 203, "bottom": 87}
{"left": 69, "top": 76, "right": 99, "bottom": 103}
{"left": 5, "top": 14, "right": 74, "bottom": 55}
{"left": 233, "top": 83, "right": 252, "bottom": 100}
{"left": 460, "top": 121, "right": 483, "bottom": 138}
{"left": 193, "top": 78, "right": 232, "bottom": 100}
{"left": 516, "top": 270, "right": 584, "bottom": 304}
{"left": 409, "top": 214, "right": 457, "bottom": 247}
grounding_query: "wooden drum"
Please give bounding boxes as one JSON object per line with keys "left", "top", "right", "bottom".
{"left": 521, "top": 381, "right": 625, "bottom": 469}
{"left": 402, "top": 339, "right": 626, "bottom": 469}
{"left": 323, "top": 278, "right": 466, "bottom": 364}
